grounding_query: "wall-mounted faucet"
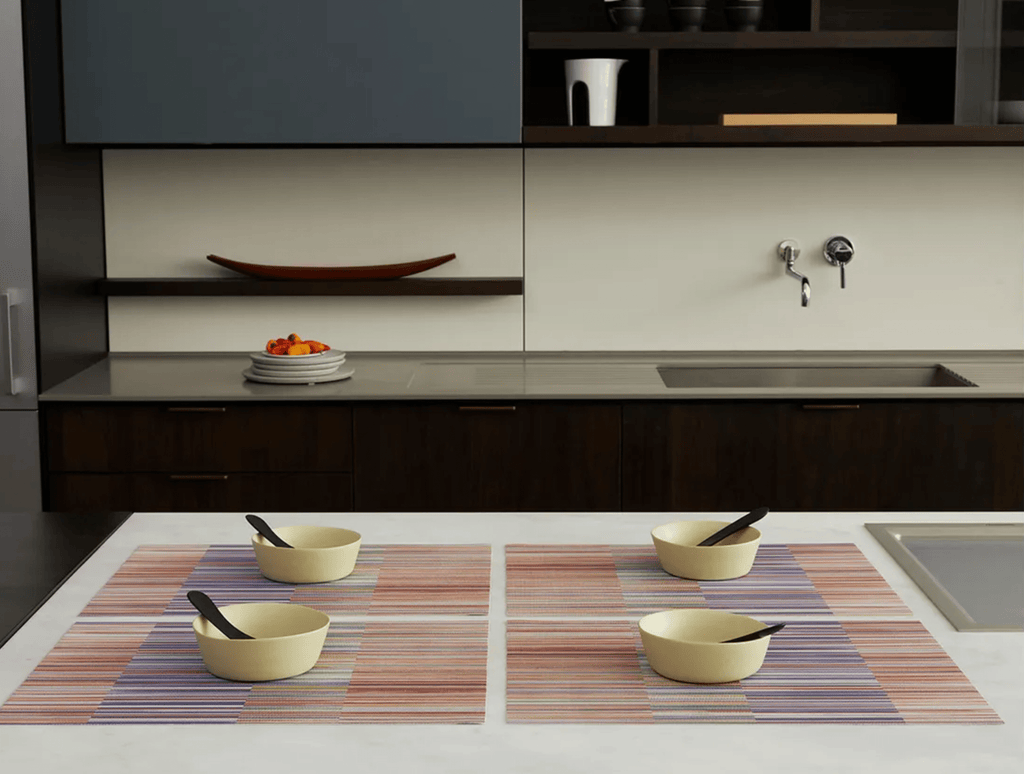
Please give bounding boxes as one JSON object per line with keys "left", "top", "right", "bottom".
{"left": 778, "top": 240, "right": 809, "bottom": 307}
{"left": 823, "top": 236, "right": 854, "bottom": 288}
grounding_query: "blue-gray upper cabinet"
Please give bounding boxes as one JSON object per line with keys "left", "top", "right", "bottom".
{"left": 60, "top": 1, "right": 522, "bottom": 144}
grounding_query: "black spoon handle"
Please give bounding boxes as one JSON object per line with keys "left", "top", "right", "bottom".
{"left": 245, "top": 513, "right": 292, "bottom": 548}
{"left": 698, "top": 506, "right": 770, "bottom": 547}
{"left": 186, "top": 590, "right": 254, "bottom": 640}
{"left": 723, "top": 623, "right": 786, "bottom": 643}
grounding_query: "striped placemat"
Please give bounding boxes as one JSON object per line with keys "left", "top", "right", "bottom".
{"left": 0, "top": 620, "right": 487, "bottom": 725}
{"left": 506, "top": 544, "right": 911, "bottom": 617}
{"left": 81, "top": 544, "right": 491, "bottom": 616}
{"left": 506, "top": 619, "right": 1001, "bottom": 724}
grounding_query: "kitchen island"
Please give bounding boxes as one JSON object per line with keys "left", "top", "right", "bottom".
{"left": 0, "top": 511, "right": 1020, "bottom": 774}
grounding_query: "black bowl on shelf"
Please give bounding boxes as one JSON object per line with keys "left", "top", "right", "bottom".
{"left": 667, "top": 3, "right": 707, "bottom": 32}
{"left": 608, "top": 6, "right": 645, "bottom": 32}
{"left": 724, "top": 1, "right": 763, "bottom": 32}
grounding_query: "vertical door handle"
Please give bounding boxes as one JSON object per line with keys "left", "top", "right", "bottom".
{"left": 1, "top": 292, "right": 16, "bottom": 396}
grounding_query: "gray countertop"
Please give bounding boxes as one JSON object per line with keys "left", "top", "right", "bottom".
{"left": 38, "top": 350, "right": 1024, "bottom": 402}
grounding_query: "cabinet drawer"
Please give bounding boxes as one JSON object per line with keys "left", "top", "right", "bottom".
{"left": 353, "top": 402, "right": 621, "bottom": 511}
{"left": 48, "top": 472, "right": 352, "bottom": 512}
{"left": 46, "top": 404, "right": 352, "bottom": 472}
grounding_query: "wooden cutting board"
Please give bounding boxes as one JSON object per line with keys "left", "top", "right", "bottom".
{"left": 721, "top": 113, "right": 898, "bottom": 126}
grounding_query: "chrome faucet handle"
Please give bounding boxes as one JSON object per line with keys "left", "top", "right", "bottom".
{"left": 824, "top": 236, "right": 854, "bottom": 289}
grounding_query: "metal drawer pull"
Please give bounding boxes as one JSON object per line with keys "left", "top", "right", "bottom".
{"left": 1, "top": 292, "right": 17, "bottom": 396}
{"left": 166, "top": 407, "right": 228, "bottom": 413}
{"left": 802, "top": 404, "right": 861, "bottom": 410}
{"left": 458, "top": 406, "right": 517, "bottom": 412}
{"left": 169, "top": 474, "right": 229, "bottom": 481}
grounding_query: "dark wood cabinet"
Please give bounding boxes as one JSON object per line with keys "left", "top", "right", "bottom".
{"left": 59, "top": 0, "right": 522, "bottom": 144}
{"left": 523, "top": 0, "right": 1022, "bottom": 146}
{"left": 352, "top": 403, "right": 622, "bottom": 511}
{"left": 43, "top": 398, "right": 1021, "bottom": 513}
{"left": 44, "top": 403, "right": 353, "bottom": 512}
{"left": 48, "top": 473, "right": 352, "bottom": 512}
{"left": 622, "top": 403, "right": 779, "bottom": 511}
{"left": 623, "top": 401, "right": 1024, "bottom": 512}
{"left": 46, "top": 404, "right": 352, "bottom": 473}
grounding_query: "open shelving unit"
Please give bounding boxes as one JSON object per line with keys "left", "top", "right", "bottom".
{"left": 96, "top": 278, "right": 524, "bottom": 297}
{"left": 522, "top": 0, "right": 1024, "bottom": 146}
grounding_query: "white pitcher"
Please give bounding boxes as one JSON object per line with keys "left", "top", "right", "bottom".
{"left": 565, "top": 58, "right": 627, "bottom": 127}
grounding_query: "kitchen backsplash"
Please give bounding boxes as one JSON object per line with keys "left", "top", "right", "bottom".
{"left": 103, "top": 147, "right": 1023, "bottom": 352}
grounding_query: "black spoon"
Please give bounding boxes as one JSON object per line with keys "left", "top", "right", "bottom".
{"left": 723, "top": 623, "right": 786, "bottom": 643}
{"left": 697, "top": 506, "right": 770, "bottom": 547}
{"left": 246, "top": 513, "right": 292, "bottom": 548}
{"left": 186, "top": 590, "right": 254, "bottom": 640}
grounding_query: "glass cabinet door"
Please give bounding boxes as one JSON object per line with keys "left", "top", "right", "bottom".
{"left": 956, "top": 0, "right": 1023, "bottom": 124}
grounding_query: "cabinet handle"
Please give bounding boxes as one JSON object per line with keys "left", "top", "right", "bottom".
{"left": 801, "top": 404, "right": 861, "bottom": 410}
{"left": 458, "top": 406, "right": 517, "bottom": 412}
{"left": 166, "top": 407, "right": 227, "bottom": 413}
{"left": 169, "top": 474, "right": 229, "bottom": 481}
{"left": 1, "top": 292, "right": 17, "bottom": 396}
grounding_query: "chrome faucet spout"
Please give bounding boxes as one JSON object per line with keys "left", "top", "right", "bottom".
{"left": 778, "top": 240, "right": 809, "bottom": 307}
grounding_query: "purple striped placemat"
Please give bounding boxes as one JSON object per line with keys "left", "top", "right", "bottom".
{"left": 506, "top": 544, "right": 911, "bottom": 617}
{"left": 81, "top": 544, "right": 491, "bottom": 616}
{"left": 506, "top": 619, "right": 1001, "bottom": 724}
{"left": 0, "top": 620, "right": 487, "bottom": 725}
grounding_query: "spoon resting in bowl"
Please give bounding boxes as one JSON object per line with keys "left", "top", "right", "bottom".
{"left": 698, "top": 506, "right": 770, "bottom": 547}
{"left": 246, "top": 513, "right": 293, "bottom": 548}
{"left": 186, "top": 590, "right": 255, "bottom": 640}
{"left": 723, "top": 623, "right": 786, "bottom": 643}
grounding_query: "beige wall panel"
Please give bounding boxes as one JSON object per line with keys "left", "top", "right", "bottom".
{"left": 103, "top": 149, "right": 524, "bottom": 351}
{"left": 524, "top": 147, "right": 1023, "bottom": 351}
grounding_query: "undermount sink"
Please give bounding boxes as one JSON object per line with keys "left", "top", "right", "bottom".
{"left": 657, "top": 364, "right": 978, "bottom": 389}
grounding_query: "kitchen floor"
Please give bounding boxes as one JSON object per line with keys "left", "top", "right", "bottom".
{"left": 0, "top": 512, "right": 132, "bottom": 648}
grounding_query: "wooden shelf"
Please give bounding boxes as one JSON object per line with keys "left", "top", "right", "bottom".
{"left": 523, "top": 124, "right": 1024, "bottom": 146}
{"left": 97, "top": 278, "right": 524, "bottom": 297}
{"left": 528, "top": 30, "right": 959, "bottom": 50}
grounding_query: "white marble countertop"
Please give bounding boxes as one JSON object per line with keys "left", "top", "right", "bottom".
{"left": 1, "top": 511, "right": 1021, "bottom": 774}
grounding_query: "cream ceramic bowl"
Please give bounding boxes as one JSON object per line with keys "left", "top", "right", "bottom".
{"left": 651, "top": 519, "right": 761, "bottom": 580}
{"left": 192, "top": 602, "right": 330, "bottom": 681}
{"left": 251, "top": 525, "right": 362, "bottom": 583}
{"left": 639, "top": 609, "right": 772, "bottom": 683}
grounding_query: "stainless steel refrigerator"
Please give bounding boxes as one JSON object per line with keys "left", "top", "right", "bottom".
{"left": 1, "top": 0, "right": 42, "bottom": 512}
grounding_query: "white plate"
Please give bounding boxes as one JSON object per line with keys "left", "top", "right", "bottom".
{"left": 251, "top": 363, "right": 342, "bottom": 378}
{"left": 250, "top": 350, "right": 346, "bottom": 365}
{"left": 243, "top": 367, "right": 354, "bottom": 385}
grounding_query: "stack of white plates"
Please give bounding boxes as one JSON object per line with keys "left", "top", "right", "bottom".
{"left": 243, "top": 350, "right": 354, "bottom": 385}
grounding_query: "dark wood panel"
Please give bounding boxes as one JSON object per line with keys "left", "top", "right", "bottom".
{"left": 352, "top": 403, "right": 621, "bottom": 512}
{"left": 24, "top": 0, "right": 108, "bottom": 392}
{"left": 777, "top": 402, "right": 1024, "bottom": 511}
{"left": 819, "top": 0, "right": 959, "bottom": 31}
{"left": 45, "top": 404, "right": 353, "bottom": 472}
{"left": 0, "top": 511, "right": 132, "bottom": 649}
{"left": 622, "top": 403, "right": 778, "bottom": 512}
{"left": 528, "top": 31, "right": 958, "bottom": 49}
{"left": 523, "top": 0, "right": 811, "bottom": 33}
{"left": 96, "top": 278, "right": 524, "bottom": 297}
{"left": 48, "top": 473, "right": 352, "bottom": 512}
{"left": 522, "top": 124, "right": 1024, "bottom": 145}
{"left": 658, "top": 48, "right": 955, "bottom": 125}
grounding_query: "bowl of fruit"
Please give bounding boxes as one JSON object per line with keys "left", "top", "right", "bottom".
{"left": 244, "top": 334, "right": 351, "bottom": 384}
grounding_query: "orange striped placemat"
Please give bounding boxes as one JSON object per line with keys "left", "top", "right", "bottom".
{"left": 506, "top": 619, "right": 1001, "bottom": 724}
{"left": 506, "top": 544, "right": 912, "bottom": 617}
{"left": 0, "top": 620, "right": 487, "bottom": 725}
{"left": 81, "top": 544, "right": 491, "bottom": 617}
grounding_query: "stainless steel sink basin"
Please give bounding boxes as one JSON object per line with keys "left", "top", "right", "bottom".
{"left": 657, "top": 364, "right": 978, "bottom": 389}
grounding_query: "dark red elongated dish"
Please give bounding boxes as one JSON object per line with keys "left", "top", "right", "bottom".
{"left": 206, "top": 252, "right": 456, "bottom": 280}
